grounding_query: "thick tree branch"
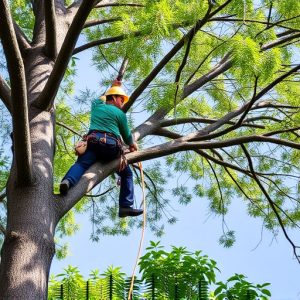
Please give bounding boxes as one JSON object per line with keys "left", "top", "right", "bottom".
{"left": 35, "top": 0, "right": 100, "bottom": 110}
{"left": 160, "top": 117, "right": 264, "bottom": 129}
{"left": 0, "top": 75, "right": 12, "bottom": 113}
{"left": 261, "top": 32, "right": 300, "bottom": 51}
{"left": 83, "top": 17, "right": 121, "bottom": 29}
{"left": 44, "top": 0, "right": 58, "bottom": 58}
{"left": 241, "top": 144, "right": 300, "bottom": 264}
{"left": 277, "top": 29, "right": 296, "bottom": 38}
{"left": 54, "top": 86, "right": 300, "bottom": 216}
{"left": 0, "top": 0, "right": 33, "bottom": 185}
{"left": 54, "top": 130, "right": 300, "bottom": 219}
{"left": 31, "top": 1, "right": 46, "bottom": 45}
{"left": 73, "top": 31, "right": 143, "bottom": 55}
{"left": 182, "top": 54, "right": 232, "bottom": 99}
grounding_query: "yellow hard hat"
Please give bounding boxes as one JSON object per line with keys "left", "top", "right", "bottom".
{"left": 100, "top": 86, "right": 129, "bottom": 103}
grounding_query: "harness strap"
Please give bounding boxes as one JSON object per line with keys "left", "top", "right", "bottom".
{"left": 85, "top": 131, "right": 128, "bottom": 172}
{"left": 119, "top": 153, "right": 128, "bottom": 172}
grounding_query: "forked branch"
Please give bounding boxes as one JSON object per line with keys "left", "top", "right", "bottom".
{"left": 35, "top": 0, "right": 100, "bottom": 110}
{"left": 125, "top": 0, "right": 234, "bottom": 112}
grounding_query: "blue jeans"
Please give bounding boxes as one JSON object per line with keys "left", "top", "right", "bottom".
{"left": 62, "top": 132, "right": 134, "bottom": 207}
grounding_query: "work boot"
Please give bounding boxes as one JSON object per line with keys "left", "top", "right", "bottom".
{"left": 60, "top": 179, "right": 70, "bottom": 195}
{"left": 119, "top": 207, "right": 143, "bottom": 218}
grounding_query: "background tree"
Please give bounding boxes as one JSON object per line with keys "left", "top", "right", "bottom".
{"left": 0, "top": 0, "right": 300, "bottom": 298}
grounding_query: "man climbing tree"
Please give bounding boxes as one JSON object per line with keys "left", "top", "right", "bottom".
{"left": 0, "top": 1, "right": 300, "bottom": 299}
{"left": 60, "top": 79, "right": 143, "bottom": 218}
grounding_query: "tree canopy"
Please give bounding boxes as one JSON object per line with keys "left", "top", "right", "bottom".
{"left": 0, "top": 0, "right": 300, "bottom": 297}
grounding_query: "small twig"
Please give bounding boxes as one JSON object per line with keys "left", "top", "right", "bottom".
{"left": 174, "top": 29, "right": 196, "bottom": 115}
{"left": 263, "top": 126, "right": 300, "bottom": 137}
{"left": 0, "top": 192, "right": 6, "bottom": 203}
{"left": 206, "top": 158, "right": 225, "bottom": 213}
{"left": 236, "top": 76, "right": 259, "bottom": 126}
{"left": 95, "top": 3, "right": 145, "bottom": 9}
{"left": 117, "top": 57, "right": 129, "bottom": 81}
{"left": 56, "top": 121, "right": 83, "bottom": 137}
{"left": 241, "top": 144, "right": 300, "bottom": 263}
{"left": 0, "top": 224, "right": 6, "bottom": 235}
{"left": 83, "top": 17, "right": 121, "bottom": 29}
{"left": 87, "top": 185, "right": 116, "bottom": 197}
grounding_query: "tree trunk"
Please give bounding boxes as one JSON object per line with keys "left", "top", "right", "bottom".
{"left": 0, "top": 225, "right": 55, "bottom": 299}
{"left": 0, "top": 110, "right": 57, "bottom": 299}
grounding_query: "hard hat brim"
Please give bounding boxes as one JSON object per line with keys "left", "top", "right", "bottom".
{"left": 99, "top": 94, "right": 129, "bottom": 103}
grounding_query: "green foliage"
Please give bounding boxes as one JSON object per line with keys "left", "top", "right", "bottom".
{"left": 55, "top": 265, "right": 85, "bottom": 300}
{"left": 2, "top": 0, "right": 300, "bottom": 261}
{"left": 48, "top": 242, "right": 271, "bottom": 299}
{"left": 49, "top": 0, "right": 300, "bottom": 249}
{"left": 219, "top": 230, "right": 236, "bottom": 248}
{"left": 139, "top": 241, "right": 218, "bottom": 299}
{"left": 214, "top": 274, "right": 271, "bottom": 300}
{"left": 10, "top": 0, "right": 34, "bottom": 38}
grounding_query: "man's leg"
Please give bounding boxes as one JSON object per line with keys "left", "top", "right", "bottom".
{"left": 117, "top": 165, "right": 143, "bottom": 217}
{"left": 60, "top": 149, "right": 97, "bottom": 194}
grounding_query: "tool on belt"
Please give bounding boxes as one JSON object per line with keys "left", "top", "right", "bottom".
{"left": 74, "top": 131, "right": 128, "bottom": 172}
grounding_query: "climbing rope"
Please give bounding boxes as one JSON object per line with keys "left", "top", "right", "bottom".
{"left": 127, "top": 162, "right": 146, "bottom": 300}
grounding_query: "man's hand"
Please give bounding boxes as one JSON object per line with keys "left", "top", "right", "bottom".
{"left": 129, "top": 142, "right": 138, "bottom": 152}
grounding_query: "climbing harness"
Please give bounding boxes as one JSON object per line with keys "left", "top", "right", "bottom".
{"left": 127, "top": 162, "right": 146, "bottom": 300}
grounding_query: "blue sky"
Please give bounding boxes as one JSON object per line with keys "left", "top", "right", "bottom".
{"left": 51, "top": 48, "right": 300, "bottom": 300}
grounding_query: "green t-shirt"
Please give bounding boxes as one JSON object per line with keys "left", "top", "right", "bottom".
{"left": 89, "top": 99, "right": 133, "bottom": 145}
